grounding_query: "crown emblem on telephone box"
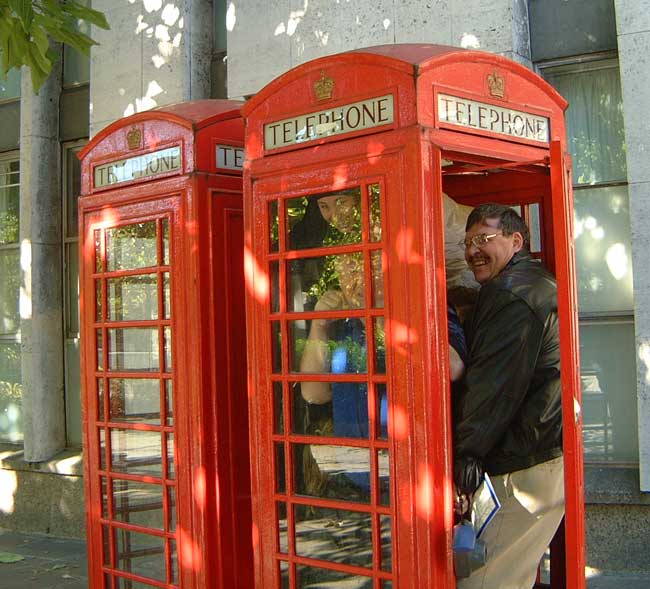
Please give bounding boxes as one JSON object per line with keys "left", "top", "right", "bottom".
{"left": 127, "top": 126, "right": 142, "bottom": 150}
{"left": 314, "top": 71, "right": 335, "bottom": 101}
{"left": 487, "top": 70, "right": 505, "bottom": 99}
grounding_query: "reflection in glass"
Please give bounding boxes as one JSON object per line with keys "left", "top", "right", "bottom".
{"left": 291, "top": 318, "right": 367, "bottom": 375}
{"left": 574, "top": 185, "right": 633, "bottom": 313}
{"left": 0, "top": 250, "right": 20, "bottom": 335}
{"left": 369, "top": 183, "right": 382, "bottom": 242}
{"left": 287, "top": 188, "right": 362, "bottom": 252}
{"left": 99, "top": 428, "right": 106, "bottom": 470}
{"left": 269, "top": 200, "right": 279, "bottom": 253}
{"left": 295, "top": 505, "right": 372, "bottom": 568}
{"left": 102, "top": 524, "right": 111, "bottom": 567}
{"left": 116, "top": 577, "right": 161, "bottom": 589}
{"left": 114, "top": 528, "right": 165, "bottom": 582}
{"left": 529, "top": 203, "right": 541, "bottom": 253}
{"left": 277, "top": 502, "right": 288, "bottom": 554}
{"left": 162, "top": 218, "right": 170, "bottom": 266}
{"left": 108, "top": 274, "right": 158, "bottom": 321}
{"left": 108, "top": 328, "right": 159, "bottom": 372}
{"left": 279, "top": 560, "right": 289, "bottom": 589}
{"left": 170, "top": 539, "right": 178, "bottom": 584}
{"left": 297, "top": 565, "right": 372, "bottom": 589}
{"left": 164, "top": 327, "right": 172, "bottom": 373}
{"left": 108, "top": 378, "right": 160, "bottom": 424}
{"left": 110, "top": 428, "right": 162, "bottom": 476}
{"left": 381, "top": 515, "right": 392, "bottom": 571}
{"left": 294, "top": 443, "right": 370, "bottom": 504}
{"left": 112, "top": 479, "right": 164, "bottom": 529}
{"left": 276, "top": 443, "right": 286, "bottom": 494}
{"left": 101, "top": 477, "right": 108, "bottom": 519}
{"left": 97, "top": 329, "right": 104, "bottom": 370}
{"left": 371, "top": 250, "right": 384, "bottom": 308}
{"left": 106, "top": 222, "right": 157, "bottom": 271}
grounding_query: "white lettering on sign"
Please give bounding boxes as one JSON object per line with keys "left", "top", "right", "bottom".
{"left": 216, "top": 144, "right": 245, "bottom": 171}
{"left": 94, "top": 146, "right": 182, "bottom": 188}
{"left": 437, "top": 93, "right": 550, "bottom": 143}
{"left": 264, "top": 94, "right": 394, "bottom": 150}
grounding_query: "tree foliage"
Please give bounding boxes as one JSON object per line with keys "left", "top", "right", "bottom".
{"left": 0, "top": 0, "right": 109, "bottom": 92}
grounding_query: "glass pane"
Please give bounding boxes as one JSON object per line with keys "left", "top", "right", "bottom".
{"left": 162, "top": 218, "right": 170, "bottom": 266}
{"left": 279, "top": 560, "right": 290, "bottom": 589}
{"left": 544, "top": 60, "right": 626, "bottom": 184}
{"left": 580, "top": 320, "right": 638, "bottom": 463}
{"left": 0, "top": 159, "right": 19, "bottom": 245}
{"left": 170, "top": 539, "right": 178, "bottom": 584}
{"left": 374, "top": 317, "right": 386, "bottom": 374}
{"left": 101, "top": 477, "right": 109, "bottom": 518}
{"left": 295, "top": 504, "right": 373, "bottom": 568}
{"left": 102, "top": 524, "right": 111, "bottom": 567}
{"left": 528, "top": 203, "right": 541, "bottom": 253}
{"left": 378, "top": 449, "right": 390, "bottom": 506}
{"left": 167, "top": 487, "right": 176, "bottom": 532}
{"left": 274, "top": 381, "right": 284, "bottom": 434}
{"left": 97, "top": 329, "right": 104, "bottom": 371}
{"left": 106, "top": 222, "right": 158, "bottom": 271}
{"left": 115, "top": 578, "right": 160, "bottom": 589}
{"left": 291, "top": 318, "right": 367, "bottom": 375}
{"left": 0, "top": 342, "right": 23, "bottom": 442}
{"left": 271, "top": 260, "right": 280, "bottom": 313}
{"left": 164, "top": 327, "right": 172, "bottom": 373}
{"left": 166, "top": 433, "right": 175, "bottom": 479}
{"left": 110, "top": 428, "right": 162, "bottom": 476}
{"left": 95, "top": 229, "right": 102, "bottom": 273}
{"left": 0, "top": 249, "right": 20, "bottom": 334}
{"left": 65, "top": 146, "right": 83, "bottom": 236}
{"left": 108, "top": 275, "right": 159, "bottom": 321}
{"left": 163, "top": 273, "right": 170, "bottom": 319}
{"left": 0, "top": 67, "right": 20, "bottom": 100}
{"left": 277, "top": 502, "right": 288, "bottom": 554}
{"left": 109, "top": 378, "right": 160, "bottom": 424}
{"left": 574, "top": 185, "right": 633, "bottom": 313}
{"left": 287, "top": 188, "right": 362, "bottom": 251}
{"left": 294, "top": 444, "right": 371, "bottom": 503}
{"left": 62, "top": 9, "right": 90, "bottom": 86}
{"left": 272, "top": 322, "right": 282, "bottom": 373}
{"left": 165, "top": 379, "right": 173, "bottom": 426}
{"left": 112, "top": 479, "right": 164, "bottom": 529}
{"left": 65, "top": 338, "right": 83, "bottom": 445}
{"left": 370, "top": 250, "right": 384, "bottom": 308}
{"left": 269, "top": 200, "right": 279, "bottom": 253}
{"left": 114, "top": 528, "right": 165, "bottom": 582}
{"left": 98, "top": 379, "right": 105, "bottom": 421}
{"left": 381, "top": 515, "right": 392, "bottom": 571}
{"left": 99, "top": 428, "right": 106, "bottom": 470}
{"left": 108, "top": 328, "right": 160, "bottom": 372}
{"left": 276, "top": 443, "right": 286, "bottom": 494}
{"left": 297, "top": 565, "right": 372, "bottom": 588}
{"left": 95, "top": 279, "right": 102, "bottom": 322}
{"left": 288, "top": 253, "right": 366, "bottom": 312}
{"left": 376, "top": 383, "right": 388, "bottom": 440}
{"left": 369, "top": 183, "right": 382, "bottom": 242}
{"left": 63, "top": 241, "right": 80, "bottom": 335}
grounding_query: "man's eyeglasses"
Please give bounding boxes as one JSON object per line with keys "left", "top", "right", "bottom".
{"left": 460, "top": 232, "right": 502, "bottom": 249}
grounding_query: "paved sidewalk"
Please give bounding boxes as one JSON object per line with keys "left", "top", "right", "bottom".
{"left": 2, "top": 529, "right": 650, "bottom": 588}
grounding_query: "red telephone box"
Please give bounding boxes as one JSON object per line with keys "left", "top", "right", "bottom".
{"left": 242, "top": 45, "right": 585, "bottom": 588}
{"left": 78, "top": 100, "right": 252, "bottom": 589}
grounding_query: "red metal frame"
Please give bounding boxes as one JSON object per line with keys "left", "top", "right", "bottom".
{"left": 243, "top": 44, "right": 585, "bottom": 588}
{"left": 79, "top": 101, "right": 252, "bottom": 589}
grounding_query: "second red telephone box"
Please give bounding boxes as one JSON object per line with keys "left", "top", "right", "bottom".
{"left": 78, "top": 100, "right": 252, "bottom": 589}
{"left": 242, "top": 45, "right": 585, "bottom": 588}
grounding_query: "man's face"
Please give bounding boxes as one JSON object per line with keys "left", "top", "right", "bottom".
{"left": 317, "top": 193, "right": 359, "bottom": 233}
{"left": 464, "top": 217, "right": 523, "bottom": 285}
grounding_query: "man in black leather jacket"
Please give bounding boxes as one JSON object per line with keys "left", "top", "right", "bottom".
{"left": 454, "top": 203, "right": 564, "bottom": 589}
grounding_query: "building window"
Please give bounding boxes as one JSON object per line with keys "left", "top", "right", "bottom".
{"left": 541, "top": 56, "right": 637, "bottom": 464}
{"left": 0, "top": 154, "right": 21, "bottom": 443}
{"left": 63, "top": 142, "right": 85, "bottom": 446}
{"left": 62, "top": 1, "right": 90, "bottom": 87}
{"left": 0, "top": 52, "right": 21, "bottom": 101}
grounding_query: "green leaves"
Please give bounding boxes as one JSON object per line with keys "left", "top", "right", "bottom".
{"left": 0, "top": 0, "right": 109, "bottom": 92}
